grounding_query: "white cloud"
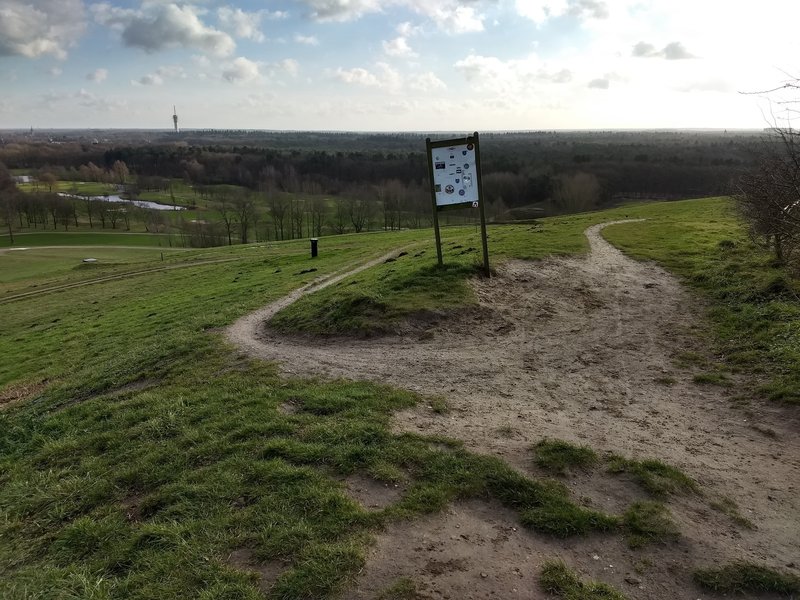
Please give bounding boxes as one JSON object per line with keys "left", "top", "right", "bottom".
{"left": 87, "top": 68, "right": 108, "bottom": 82}
{"left": 396, "top": 21, "right": 421, "bottom": 37}
{"left": 130, "top": 65, "right": 185, "bottom": 86}
{"left": 662, "top": 41, "right": 695, "bottom": 60}
{"left": 333, "top": 63, "right": 446, "bottom": 94}
{"left": 588, "top": 77, "right": 608, "bottom": 89}
{"left": 515, "top": 0, "right": 609, "bottom": 25}
{"left": 299, "top": 0, "right": 485, "bottom": 33}
{"left": 408, "top": 71, "right": 446, "bottom": 91}
{"left": 632, "top": 40, "right": 696, "bottom": 60}
{"left": 294, "top": 34, "right": 319, "bottom": 45}
{"left": 278, "top": 59, "right": 300, "bottom": 77}
{"left": 383, "top": 36, "right": 416, "bottom": 57}
{"left": 217, "top": 7, "right": 265, "bottom": 42}
{"left": 222, "top": 56, "right": 261, "bottom": 83}
{"left": 92, "top": 2, "right": 235, "bottom": 56}
{"left": 334, "top": 66, "right": 381, "bottom": 87}
{"left": 418, "top": 3, "right": 484, "bottom": 33}
{"left": 133, "top": 73, "right": 163, "bottom": 86}
{"left": 454, "top": 53, "right": 573, "bottom": 94}
{"left": 332, "top": 62, "right": 406, "bottom": 91}
{"left": 301, "top": 0, "right": 381, "bottom": 22}
{"left": 265, "top": 10, "right": 290, "bottom": 20}
{"left": 0, "top": 0, "right": 86, "bottom": 59}
{"left": 50, "top": 66, "right": 63, "bottom": 77}
{"left": 74, "top": 87, "right": 128, "bottom": 111}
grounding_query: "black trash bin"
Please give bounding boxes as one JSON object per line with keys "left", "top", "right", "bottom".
{"left": 310, "top": 238, "right": 318, "bottom": 258}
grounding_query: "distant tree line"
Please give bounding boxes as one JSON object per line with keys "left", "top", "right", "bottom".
{"left": 1, "top": 131, "right": 760, "bottom": 215}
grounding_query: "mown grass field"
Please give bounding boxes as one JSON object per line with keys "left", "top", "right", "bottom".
{"left": 17, "top": 181, "right": 118, "bottom": 196}
{"left": 1, "top": 197, "right": 798, "bottom": 599}
{"left": 1, "top": 232, "right": 173, "bottom": 248}
{"left": 0, "top": 247, "right": 191, "bottom": 284}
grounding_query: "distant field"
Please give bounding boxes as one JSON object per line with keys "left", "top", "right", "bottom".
{"left": 1, "top": 231, "right": 174, "bottom": 248}
{"left": 0, "top": 247, "right": 189, "bottom": 284}
{"left": 17, "top": 180, "right": 117, "bottom": 195}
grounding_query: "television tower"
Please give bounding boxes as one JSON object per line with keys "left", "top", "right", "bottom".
{"left": 172, "top": 106, "right": 179, "bottom": 133}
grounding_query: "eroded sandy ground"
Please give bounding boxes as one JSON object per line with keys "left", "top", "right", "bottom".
{"left": 227, "top": 222, "right": 800, "bottom": 599}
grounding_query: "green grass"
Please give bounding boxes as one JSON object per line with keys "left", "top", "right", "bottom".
{"left": 622, "top": 501, "right": 680, "bottom": 548}
{"left": 2, "top": 198, "right": 799, "bottom": 597}
{"left": 603, "top": 199, "right": 800, "bottom": 404}
{"left": 0, "top": 225, "right": 623, "bottom": 598}
{"left": 693, "top": 562, "right": 800, "bottom": 595}
{"left": 0, "top": 348, "right": 618, "bottom": 598}
{"left": 539, "top": 561, "right": 627, "bottom": 600}
{"left": 607, "top": 456, "right": 698, "bottom": 498}
{"left": 272, "top": 197, "right": 800, "bottom": 405}
{"left": 0, "top": 246, "right": 188, "bottom": 284}
{"left": 17, "top": 180, "right": 117, "bottom": 195}
{"left": 533, "top": 439, "right": 598, "bottom": 475}
{"left": 709, "top": 496, "right": 755, "bottom": 529}
{"left": 269, "top": 212, "right": 615, "bottom": 335}
{"left": 692, "top": 371, "right": 733, "bottom": 386}
{"left": 1, "top": 231, "right": 173, "bottom": 248}
{"left": 375, "top": 577, "right": 419, "bottom": 599}
{"left": 270, "top": 255, "right": 482, "bottom": 335}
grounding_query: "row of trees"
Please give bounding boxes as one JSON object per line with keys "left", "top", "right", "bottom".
{"left": 4, "top": 190, "right": 165, "bottom": 233}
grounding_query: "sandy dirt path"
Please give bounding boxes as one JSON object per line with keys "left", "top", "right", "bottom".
{"left": 227, "top": 222, "right": 800, "bottom": 599}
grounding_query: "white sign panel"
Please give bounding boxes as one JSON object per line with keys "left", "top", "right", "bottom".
{"left": 430, "top": 142, "right": 479, "bottom": 207}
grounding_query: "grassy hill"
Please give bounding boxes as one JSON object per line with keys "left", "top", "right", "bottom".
{"left": 1, "top": 197, "right": 798, "bottom": 599}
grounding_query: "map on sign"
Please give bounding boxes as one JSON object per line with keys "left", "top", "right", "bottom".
{"left": 430, "top": 142, "right": 479, "bottom": 207}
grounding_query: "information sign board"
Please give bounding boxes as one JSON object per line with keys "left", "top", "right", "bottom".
{"left": 430, "top": 142, "right": 479, "bottom": 207}
{"left": 425, "top": 132, "right": 490, "bottom": 275}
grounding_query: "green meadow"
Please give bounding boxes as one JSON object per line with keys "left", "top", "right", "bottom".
{"left": 1, "top": 232, "right": 173, "bottom": 248}
{"left": 0, "top": 246, "right": 190, "bottom": 284}
{"left": 1, "top": 197, "right": 798, "bottom": 599}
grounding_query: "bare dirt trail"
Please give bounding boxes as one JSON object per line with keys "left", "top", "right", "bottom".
{"left": 227, "top": 222, "right": 800, "bottom": 599}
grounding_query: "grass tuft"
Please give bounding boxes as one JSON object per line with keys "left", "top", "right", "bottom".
{"left": 376, "top": 577, "right": 420, "bottom": 600}
{"left": 487, "top": 470, "right": 617, "bottom": 538}
{"left": 607, "top": 456, "right": 698, "bottom": 497}
{"left": 693, "top": 562, "right": 800, "bottom": 595}
{"left": 709, "top": 496, "right": 755, "bottom": 529}
{"left": 540, "top": 560, "right": 628, "bottom": 600}
{"left": 622, "top": 501, "right": 680, "bottom": 548}
{"left": 534, "top": 438, "right": 598, "bottom": 475}
{"left": 693, "top": 371, "right": 732, "bottom": 386}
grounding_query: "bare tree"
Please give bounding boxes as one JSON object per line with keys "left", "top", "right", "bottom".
{"left": 216, "top": 191, "right": 236, "bottom": 245}
{"left": 552, "top": 172, "right": 600, "bottom": 214}
{"left": 112, "top": 160, "right": 130, "bottom": 185}
{"left": 85, "top": 196, "right": 95, "bottom": 228}
{"left": 270, "top": 194, "right": 289, "bottom": 240}
{"left": 332, "top": 198, "right": 349, "bottom": 234}
{"left": 234, "top": 192, "right": 255, "bottom": 244}
{"left": 737, "top": 78, "right": 800, "bottom": 264}
{"left": 0, "top": 162, "right": 18, "bottom": 244}
{"left": 107, "top": 207, "right": 121, "bottom": 230}
{"left": 347, "top": 186, "right": 373, "bottom": 233}
{"left": 309, "top": 197, "right": 326, "bottom": 237}
{"left": 736, "top": 127, "right": 800, "bottom": 263}
{"left": 290, "top": 197, "right": 304, "bottom": 239}
{"left": 39, "top": 171, "right": 58, "bottom": 193}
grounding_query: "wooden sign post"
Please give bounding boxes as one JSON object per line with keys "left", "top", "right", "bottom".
{"left": 426, "top": 132, "right": 490, "bottom": 276}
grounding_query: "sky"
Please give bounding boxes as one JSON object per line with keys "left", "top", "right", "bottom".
{"left": 1, "top": 0, "right": 799, "bottom": 131}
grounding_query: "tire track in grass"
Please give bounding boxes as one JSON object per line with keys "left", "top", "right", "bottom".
{"left": 0, "top": 258, "right": 238, "bottom": 304}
